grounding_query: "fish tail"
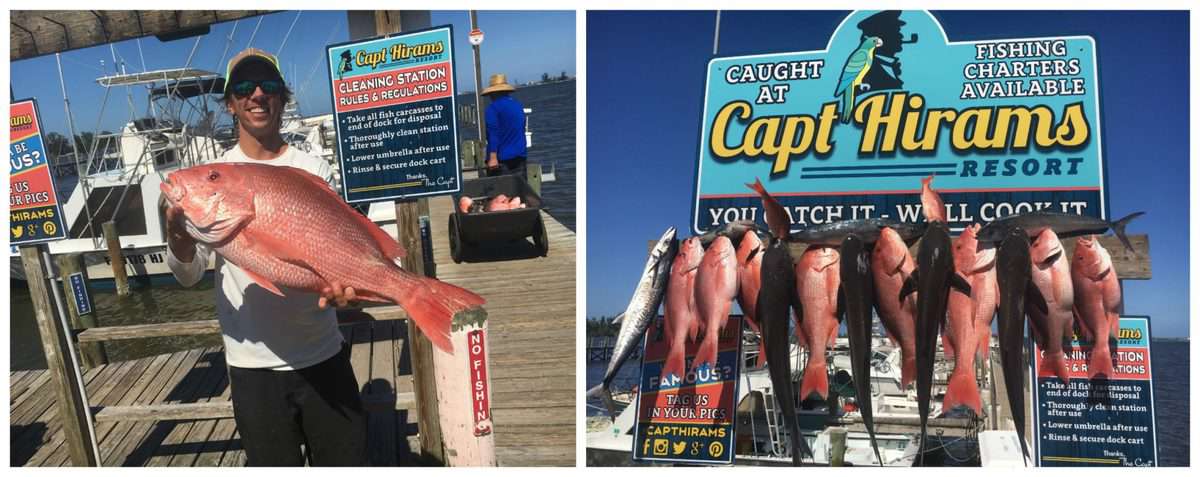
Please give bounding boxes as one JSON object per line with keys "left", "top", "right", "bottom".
{"left": 799, "top": 358, "right": 829, "bottom": 401}
{"left": 1039, "top": 352, "right": 1072, "bottom": 385}
{"left": 942, "top": 367, "right": 983, "bottom": 415}
{"left": 755, "top": 347, "right": 768, "bottom": 369}
{"left": 901, "top": 355, "right": 917, "bottom": 389}
{"left": 586, "top": 383, "right": 618, "bottom": 421}
{"left": 1089, "top": 343, "right": 1114, "bottom": 379}
{"left": 921, "top": 174, "right": 934, "bottom": 188}
{"left": 662, "top": 345, "right": 687, "bottom": 382}
{"left": 394, "top": 274, "right": 487, "bottom": 353}
{"left": 1111, "top": 211, "right": 1144, "bottom": 253}
{"left": 745, "top": 177, "right": 766, "bottom": 198}
{"left": 689, "top": 331, "right": 719, "bottom": 374}
{"left": 977, "top": 330, "right": 991, "bottom": 362}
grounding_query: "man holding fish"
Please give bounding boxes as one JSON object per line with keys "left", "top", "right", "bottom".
{"left": 165, "top": 48, "right": 367, "bottom": 466}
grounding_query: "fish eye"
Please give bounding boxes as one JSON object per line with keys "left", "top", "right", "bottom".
{"left": 207, "top": 170, "right": 220, "bottom": 181}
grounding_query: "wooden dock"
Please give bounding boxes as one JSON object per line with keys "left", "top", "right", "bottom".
{"left": 10, "top": 192, "right": 576, "bottom": 467}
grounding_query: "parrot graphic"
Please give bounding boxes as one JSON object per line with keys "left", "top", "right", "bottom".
{"left": 833, "top": 36, "right": 883, "bottom": 124}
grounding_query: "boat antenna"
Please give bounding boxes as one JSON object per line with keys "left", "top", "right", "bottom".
{"left": 297, "top": 21, "right": 344, "bottom": 101}
{"left": 712, "top": 11, "right": 721, "bottom": 56}
{"left": 246, "top": 15, "right": 265, "bottom": 48}
{"left": 56, "top": 52, "right": 98, "bottom": 245}
{"left": 137, "top": 37, "right": 148, "bottom": 72}
{"left": 278, "top": 11, "right": 302, "bottom": 56}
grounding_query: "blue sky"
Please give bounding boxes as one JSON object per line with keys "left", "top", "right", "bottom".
{"left": 586, "top": 11, "right": 1189, "bottom": 338}
{"left": 10, "top": 10, "right": 575, "bottom": 136}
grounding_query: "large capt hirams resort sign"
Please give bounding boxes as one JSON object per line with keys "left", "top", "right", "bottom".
{"left": 693, "top": 10, "right": 1106, "bottom": 234}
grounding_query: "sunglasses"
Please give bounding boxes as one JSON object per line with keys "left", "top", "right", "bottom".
{"left": 230, "top": 79, "right": 284, "bottom": 97}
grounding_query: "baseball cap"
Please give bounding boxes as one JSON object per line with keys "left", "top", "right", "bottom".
{"left": 224, "top": 48, "right": 284, "bottom": 94}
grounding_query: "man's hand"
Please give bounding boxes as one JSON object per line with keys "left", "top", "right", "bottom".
{"left": 487, "top": 152, "right": 500, "bottom": 170}
{"left": 319, "top": 281, "right": 358, "bottom": 309}
{"left": 165, "top": 206, "right": 197, "bottom": 262}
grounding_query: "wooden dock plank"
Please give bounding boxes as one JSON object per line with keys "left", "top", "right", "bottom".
{"left": 99, "top": 349, "right": 207, "bottom": 466}
{"left": 367, "top": 320, "right": 399, "bottom": 466}
{"left": 144, "top": 348, "right": 229, "bottom": 466}
{"left": 13, "top": 363, "right": 113, "bottom": 466}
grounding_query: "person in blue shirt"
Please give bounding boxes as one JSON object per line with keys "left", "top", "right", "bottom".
{"left": 481, "top": 73, "right": 528, "bottom": 177}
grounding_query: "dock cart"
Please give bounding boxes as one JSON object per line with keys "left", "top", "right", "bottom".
{"left": 448, "top": 174, "right": 549, "bottom": 263}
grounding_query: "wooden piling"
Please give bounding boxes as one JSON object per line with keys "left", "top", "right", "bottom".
{"left": 19, "top": 246, "right": 99, "bottom": 466}
{"left": 526, "top": 162, "right": 542, "bottom": 197}
{"left": 101, "top": 221, "right": 130, "bottom": 296}
{"left": 55, "top": 253, "right": 108, "bottom": 368}
{"left": 829, "top": 427, "right": 848, "bottom": 466}
{"left": 396, "top": 197, "right": 446, "bottom": 464}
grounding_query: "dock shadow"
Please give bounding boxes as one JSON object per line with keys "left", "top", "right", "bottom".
{"left": 10, "top": 422, "right": 48, "bottom": 466}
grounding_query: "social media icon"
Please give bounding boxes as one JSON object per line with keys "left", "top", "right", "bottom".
{"left": 672, "top": 441, "right": 686, "bottom": 455}
{"left": 652, "top": 439, "right": 669, "bottom": 456}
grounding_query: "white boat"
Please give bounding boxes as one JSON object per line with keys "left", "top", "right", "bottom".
{"left": 11, "top": 68, "right": 229, "bottom": 282}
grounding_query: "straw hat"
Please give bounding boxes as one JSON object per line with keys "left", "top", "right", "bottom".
{"left": 481, "top": 73, "right": 516, "bottom": 95}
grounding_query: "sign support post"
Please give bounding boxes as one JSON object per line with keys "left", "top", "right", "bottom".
{"left": 337, "top": 11, "right": 494, "bottom": 466}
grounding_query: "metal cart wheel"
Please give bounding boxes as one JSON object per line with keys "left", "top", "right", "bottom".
{"left": 533, "top": 216, "right": 549, "bottom": 257}
{"left": 449, "top": 213, "right": 464, "bottom": 263}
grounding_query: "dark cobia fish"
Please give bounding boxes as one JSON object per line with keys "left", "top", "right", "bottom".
{"left": 757, "top": 236, "right": 813, "bottom": 463}
{"left": 995, "top": 227, "right": 1037, "bottom": 464}
{"left": 900, "top": 221, "right": 971, "bottom": 465}
{"left": 697, "top": 220, "right": 766, "bottom": 248}
{"left": 791, "top": 218, "right": 926, "bottom": 247}
{"left": 587, "top": 227, "right": 678, "bottom": 420}
{"left": 839, "top": 234, "right": 882, "bottom": 465}
{"left": 976, "top": 210, "right": 1144, "bottom": 253}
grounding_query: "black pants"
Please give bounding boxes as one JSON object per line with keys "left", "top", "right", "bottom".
{"left": 228, "top": 344, "right": 368, "bottom": 466}
{"left": 487, "top": 155, "right": 527, "bottom": 178}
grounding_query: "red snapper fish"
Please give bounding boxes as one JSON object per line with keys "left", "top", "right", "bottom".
{"left": 921, "top": 175, "right": 946, "bottom": 223}
{"left": 1071, "top": 236, "right": 1121, "bottom": 378}
{"left": 161, "top": 163, "right": 485, "bottom": 352}
{"left": 871, "top": 226, "right": 918, "bottom": 388}
{"left": 734, "top": 230, "right": 767, "bottom": 368}
{"left": 796, "top": 245, "right": 840, "bottom": 401}
{"left": 690, "top": 235, "right": 739, "bottom": 373}
{"left": 963, "top": 225, "right": 1000, "bottom": 362}
{"left": 942, "top": 224, "right": 993, "bottom": 415}
{"left": 661, "top": 237, "right": 704, "bottom": 382}
{"left": 459, "top": 196, "right": 474, "bottom": 214}
{"left": 486, "top": 194, "right": 511, "bottom": 211}
{"left": 1028, "top": 228, "right": 1074, "bottom": 384}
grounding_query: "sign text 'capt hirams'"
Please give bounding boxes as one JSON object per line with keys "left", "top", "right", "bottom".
{"left": 693, "top": 11, "right": 1106, "bottom": 234}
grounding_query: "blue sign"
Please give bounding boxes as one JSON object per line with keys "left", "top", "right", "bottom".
{"left": 693, "top": 11, "right": 1106, "bottom": 235}
{"left": 326, "top": 26, "right": 461, "bottom": 203}
{"left": 10, "top": 98, "right": 67, "bottom": 245}
{"left": 633, "top": 316, "right": 743, "bottom": 465}
{"left": 68, "top": 272, "right": 92, "bottom": 315}
{"left": 1032, "top": 316, "right": 1157, "bottom": 466}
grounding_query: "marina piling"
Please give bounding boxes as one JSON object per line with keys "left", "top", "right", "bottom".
{"left": 101, "top": 221, "right": 130, "bottom": 296}
{"left": 55, "top": 253, "right": 109, "bottom": 368}
{"left": 829, "top": 427, "right": 848, "bottom": 466}
{"left": 19, "top": 246, "right": 100, "bottom": 466}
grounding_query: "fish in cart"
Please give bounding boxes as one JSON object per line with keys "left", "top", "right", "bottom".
{"left": 975, "top": 210, "right": 1144, "bottom": 253}
{"left": 795, "top": 245, "right": 841, "bottom": 401}
{"left": 746, "top": 177, "right": 792, "bottom": 239}
{"left": 839, "top": 233, "right": 882, "bottom": 465}
{"left": 757, "top": 236, "right": 813, "bottom": 463}
{"left": 900, "top": 221, "right": 970, "bottom": 464}
{"left": 871, "top": 226, "right": 919, "bottom": 388}
{"left": 691, "top": 235, "right": 739, "bottom": 373}
{"left": 160, "top": 163, "right": 484, "bottom": 352}
{"left": 791, "top": 218, "right": 926, "bottom": 247}
{"left": 942, "top": 225, "right": 991, "bottom": 416}
{"left": 995, "top": 227, "right": 1036, "bottom": 464}
{"left": 1027, "top": 228, "right": 1075, "bottom": 385}
{"left": 661, "top": 237, "right": 703, "bottom": 382}
{"left": 588, "top": 226, "right": 678, "bottom": 419}
{"left": 734, "top": 230, "right": 767, "bottom": 368}
{"left": 1071, "top": 235, "right": 1122, "bottom": 379}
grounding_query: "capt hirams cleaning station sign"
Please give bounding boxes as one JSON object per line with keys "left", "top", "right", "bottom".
{"left": 693, "top": 10, "right": 1106, "bottom": 234}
